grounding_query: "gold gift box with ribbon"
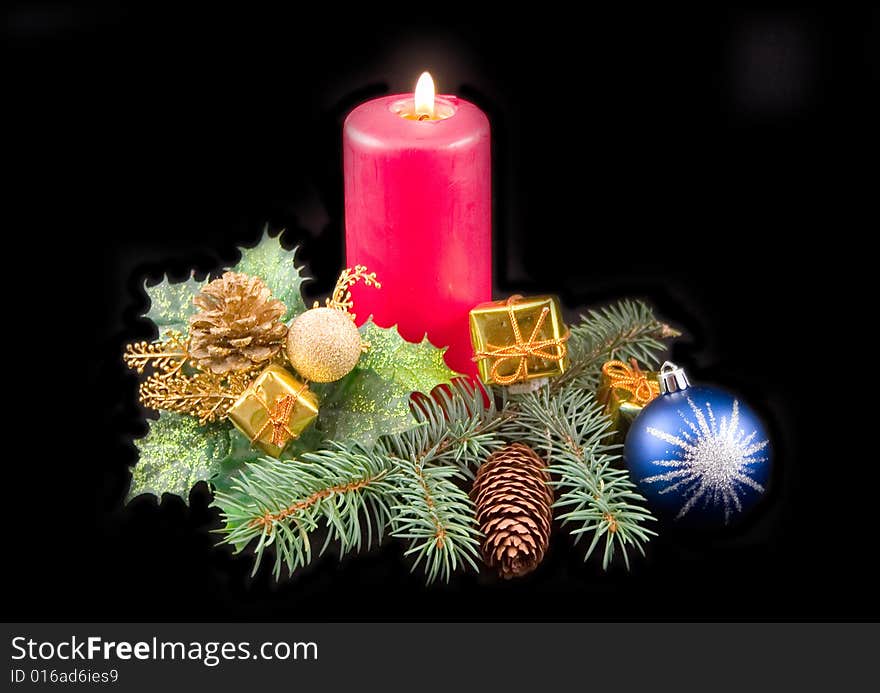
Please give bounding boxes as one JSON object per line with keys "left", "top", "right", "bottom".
{"left": 228, "top": 364, "right": 319, "bottom": 457}
{"left": 469, "top": 294, "right": 570, "bottom": 386}
{"left": 597, "top": 359, "right": 660, "bottom": 443}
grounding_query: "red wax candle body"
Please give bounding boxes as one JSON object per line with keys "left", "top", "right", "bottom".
{"left": 343, "top": 93, "right": 491, "bottom": 376}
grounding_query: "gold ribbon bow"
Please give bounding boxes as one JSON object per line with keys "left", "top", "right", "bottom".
{"left": 473, "top": 295, "right": 569, "bottom": 385}
{"left": 602, "top": 358, "right": 659, "bottom": 404}
{"left": 249, "top": 381, "right": 310, "bottom": 447}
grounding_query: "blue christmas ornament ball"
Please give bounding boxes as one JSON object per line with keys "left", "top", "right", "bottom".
{"left": 624, "top": 363, "right": 771, "bottom": 527}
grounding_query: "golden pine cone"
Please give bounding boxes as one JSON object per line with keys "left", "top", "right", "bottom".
{"left": 189, "top": 271, "right": 288, "bottom": 374}
{"left": 471, "top": 443, "right": 554, "bottom": 579}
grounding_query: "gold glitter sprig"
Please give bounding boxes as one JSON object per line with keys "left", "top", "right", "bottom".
{"left": 139, "top": 370, "right": 254, "bottom": 424}
{"left": 321, "top": 264, "right": 381, "bottom": 320}
{"left": 124, "top": 331, "right": 190, "bottom": 377}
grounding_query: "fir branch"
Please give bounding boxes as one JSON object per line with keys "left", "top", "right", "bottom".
{"left": 388, "top": 455, "right": 482, "bottom": 584}
{"left": 407, "top": 378, "right": 509, "bottom": 477}
{"left": 381, "top": 426, "right": 480, "bottom": 583}
{"left": 375, "top": 380, "right": 503, "bottom": 582}
{"left": 213, "top": 446, "right": 399, "bottom": 579}
{"left": 213, "top": 380, "right": 502, "bottom": 583}
{"left": 380, "top": 378, "right": 510, "bottom": 583}
{"left": 505, "top": 384, "right": 656, "bottom": 569}
{"left": 557, "top": 299, "right": 679, "bottom": 392}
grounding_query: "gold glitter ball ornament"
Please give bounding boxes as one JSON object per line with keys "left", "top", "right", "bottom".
{"left": 286, "top": 307, "right": 362, "bottom": 382}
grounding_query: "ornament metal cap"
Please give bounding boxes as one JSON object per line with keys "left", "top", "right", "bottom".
{"left": 658, "top": 361, "right": 690, "bottom": 394}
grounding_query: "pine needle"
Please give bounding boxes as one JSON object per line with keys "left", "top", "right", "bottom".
{"left": 557, "top": 299, "right": 679, "bottom": 392}
{"left": 213, "top": 446, "right": 399, "bottom": 579}
{"left": 503, "top": 385, "right": 657, "bottom": 570}
{"left": 213, "top": 378, "right": 504, "bottom": 583}
{"left": 495, "top": 299, "right": 675, "bottom": 569}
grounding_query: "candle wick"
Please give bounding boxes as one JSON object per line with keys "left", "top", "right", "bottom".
{"left": 417, "top": 113, "right": 430, "bottom": 121}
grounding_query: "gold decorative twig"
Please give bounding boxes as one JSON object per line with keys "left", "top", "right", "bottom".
{"left": 139, "top": 370, "right": 253, "bottom": 424}
{"left": 124, "top": 331, "right": 190, "bottom": 377}
{"left": 322, "top": 264, "right": 381, "bottom": 320}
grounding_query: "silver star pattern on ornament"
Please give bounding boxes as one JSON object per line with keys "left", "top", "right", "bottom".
{"left": 642, "top": 397, "right": 769, "bottom": 522}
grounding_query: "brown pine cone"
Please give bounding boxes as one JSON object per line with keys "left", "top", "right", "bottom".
{"left": 471, "top": 443, "right": 554, "bottom": 579}
{"left": 189, "top": 271, "right": 288, "bottom": 374}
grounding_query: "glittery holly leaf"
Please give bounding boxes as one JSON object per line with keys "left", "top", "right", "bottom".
{"left": 228, "top": 227, "right": 308, "bottom": 321}
{"left": 314, "top": 368, "right": 410, "bottom": 447}
{"left": 314, "top": 321, "right": 459, "bottom": 447}
{"left": 128, "top": 412, "right": 232, "bottom": 504}
{"left": 143, "top": 274, "right": 206, "bottom": 335}
{"left": 358, "top": 321, "right": 458, "bottom": 394}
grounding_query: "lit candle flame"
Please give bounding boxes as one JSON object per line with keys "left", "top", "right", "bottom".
{"left": 414, "top": 71, "right": 435, "bottom": 118}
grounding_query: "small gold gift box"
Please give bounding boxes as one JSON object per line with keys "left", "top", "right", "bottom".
{"left": 597, "top": 359, "right": 660, "bottom": 443}
{"left": 469, "top": 294, "right": 569, "bottom": 386}
{"left": 228, "top": 364, "right": 319, "bottom": 457}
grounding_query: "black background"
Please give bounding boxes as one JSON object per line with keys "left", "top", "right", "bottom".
{"left": 7, "top": 5, "right": 878, "bottom": 621}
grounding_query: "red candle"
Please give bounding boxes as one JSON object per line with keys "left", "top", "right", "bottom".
{"left": 343, "top": 72, "right": 491, "bottom": 376}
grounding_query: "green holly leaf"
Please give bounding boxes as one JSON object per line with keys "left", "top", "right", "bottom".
{"left": 143, "top": 273, "right": 206, "bottom": 335}
{"left": 314, "top": 367, "right": 412, "bottom": 447}
{"left": 314, "top": 321, "right": 459, "bottom": 447}
{"left": 128, "top": 413, "right": 231, "bottom": 504}
{"left": 358, "top": 321, "right": 458, "bottom": 392}
{"left": 229, "top": 227, "right": 309, "bottom": 321}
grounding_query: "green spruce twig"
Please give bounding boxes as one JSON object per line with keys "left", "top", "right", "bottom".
{"left": 407, "top": 378, "right": 510, "bottom": 477}
{"left": 213, "top": 379, "right": 506, "bottom": 583}
{"left": 377, "top": 378, "right": 506, "bottom": 582}
{"left": 505, "top": 385, "right": 656, "bottom": 570}
{"left": 491, "top": 299, "right": 675, "bottom": 569}
{"left": 386, "top": 453, "right": 482, "bottom": 584}
{"left": 557, "top": 299, "right": 679, "bottom": 392}
{"left": 213, "top": 446, "right": 399, "bottom": 579}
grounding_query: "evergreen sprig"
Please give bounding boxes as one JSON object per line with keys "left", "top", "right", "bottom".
{"left": 407, "top": 378, "right": 509, "bottom": 477}
{"left": 214, "top": 379, "right": 505, "bottom": 583}
{"left": 377, "top": 379, "right": 504, "bottom": 582}
{"left": 388, "top": 457, "right": 482, "bottom": 583}
{"left": 213, "top": 447, "right": 399, "bottom": 579}
{"left": 506, "top": 385, "right": 656, "bottom": 569}
{"left": 492, "top": 299, "right": 674, "bottom": 570}
{"left": 558, "top": 299, "right": 679, "bottom": 392}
